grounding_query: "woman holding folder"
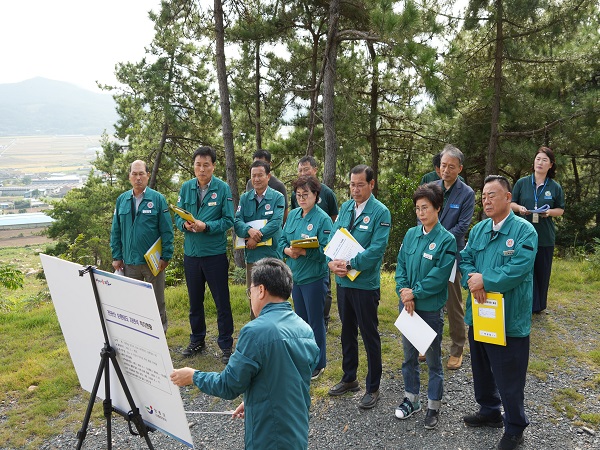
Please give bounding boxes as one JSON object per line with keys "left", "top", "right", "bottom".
{"left": 394, "top": 183, "right": 457, "bottom": 429}
{"left": 278, "top": 175, "right": 333, "bottom": 380}
{"left": 511, "top": 146, "right": 565, "bottom": 314}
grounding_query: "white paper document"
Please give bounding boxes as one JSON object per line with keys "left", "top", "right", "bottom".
{"left": 449, "top": 260, "right": 457, "bottom": 283}
{"left": 323, "top": 227, "right": 364, "bottom": 261}
{"left": 394, "top": 309, "right": 437, "bottom": 355}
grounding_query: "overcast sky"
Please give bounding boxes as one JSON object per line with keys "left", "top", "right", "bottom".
{"left": 0, "top": 0, "right": 161, "bottom": 92}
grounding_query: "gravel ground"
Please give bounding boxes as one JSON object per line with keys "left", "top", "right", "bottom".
{"left": 33, "top": 350, "right": 599, "bottom": 450}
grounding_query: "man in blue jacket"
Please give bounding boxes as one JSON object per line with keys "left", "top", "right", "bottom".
{"left": 171, "top": 258, "right": 319, "bottom": 450}
{"left": 460, "top": 175, "right": 537, "bottom": 450}
{"left": 435, "top": 145, "right": 475, "bottom": 370}
{"left": 327, "top": 165, "right": 391, "bottom": 409}
{"left": 175, "top": 147, "right": 235, "bottom": 363}
{"left": 111, "top": 160, "right": 174, "bottom": 332}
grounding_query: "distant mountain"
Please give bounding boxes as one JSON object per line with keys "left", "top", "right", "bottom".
{"left": 0, "top": 77, "right": 118, "bottom": 136}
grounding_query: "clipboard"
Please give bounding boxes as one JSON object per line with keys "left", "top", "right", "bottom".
{"left": 472, "top": 291, "right": 506, "bottom": 346}
{"left": 291, "top": 237, "right": 319, "bottom": 248}
{"left": 170, "top": 204, "right": 195, "bottom": 222}
{"left": 144, "top": 237, "right": 162, "bottom": 276}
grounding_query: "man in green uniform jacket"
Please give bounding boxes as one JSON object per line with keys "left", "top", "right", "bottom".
{"left": 111, "top": 160, "right": 174, "bottom": 332}
{"left": 327, "top": 165, "right": 391, "bottom": 410}
{"left": 175, "top": 146, "right": 235, "bottom": 362}
{"left": 234, "top": 160, "right": 285, "bottom": 318}
{"left": 171, "top": 258, "right": 319, "bottom": 450}
{"left": 460, "top": 175, "right": 538, "bottom": 450}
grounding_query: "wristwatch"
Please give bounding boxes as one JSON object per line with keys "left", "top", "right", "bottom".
{"left": 346, "top": 261, "right": 352, "bottom": 271}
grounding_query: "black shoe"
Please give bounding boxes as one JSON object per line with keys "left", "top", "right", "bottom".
{"left": 497, "top": 432, "right": 524, "bottom": 450}
{"left": 463, "top": 411, "right": 504, "bottom": 428}
{"left": 221, "top": 347, "right": 232, "bottom": 364}
{"left": 182, "top": 340, "right": 205, "bottom": 357}
{"left": 328, "top": 380, "right": 360, "bottom": 396}
{"left": 424, "top": 408, "right": 439, "bottom": 429}
{"left": 359, "top": 390, "right": 379, "bottom": 409}
{"left": 311, "top": 367, "right": 324, "bottom": 380}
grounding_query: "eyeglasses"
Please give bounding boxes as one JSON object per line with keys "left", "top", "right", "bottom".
{"left": 246, "top": 285, "right": 258, "bottom": 299}
{"left": 296, "top": 192, "right": 312, "bottom": 200}
{"left": 414, "top": 206, "right": 430, "bottom": 213}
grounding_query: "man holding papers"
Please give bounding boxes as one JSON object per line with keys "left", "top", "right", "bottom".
{"left": 235, "top": 160, "right": 285, "bottom": 319}
{"left": 176, "top": 147, "right": 235, "bottom": 363}
{"left": 394, "top": 183, "right": 456, "bottom": 429}
{"left": 460, "top": 175, "right": 537, "bottom": 450}
{"left": 327, "top": 165, "right": 391, "bottom": 409}
{"left": 111, "top": 160, "right": 174, "bottom": 332}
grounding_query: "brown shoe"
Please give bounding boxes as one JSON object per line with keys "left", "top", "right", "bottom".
{"left": 418, "top": 354, "right": 426, "bottom": 362}
{"left": 447, "top": 355, "right": 463, "bottom": 369}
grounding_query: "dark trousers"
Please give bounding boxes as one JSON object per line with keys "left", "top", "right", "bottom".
{"left": 337, "top": 285, "right": 382, "bottom": 393}
{"left": 533, "top": 246, "right": 553, "bottom": 312}
{"left": 468, "top": 327, "right": 530, "bottom": 436}
{"left": 184, "top": 254, "right": 234, "bottom": 349}
{"left": 323, "top": 270, "right": 333, "bottom": 322}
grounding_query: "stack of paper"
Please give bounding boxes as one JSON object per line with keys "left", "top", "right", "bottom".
{"left": 323, "top": 227, "right": 364, "bottom": 281}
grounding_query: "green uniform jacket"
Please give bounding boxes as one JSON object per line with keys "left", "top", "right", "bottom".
{"left": 291, "top": 183, "right": 338, "bottom": 218}
{"left": 175, "top": 176, "right": 234, "bottom": 257}
{"left": 329, "top": 194, "right": 391, "bottom": 290}
{"left": 193, "top": 302, "right": 319, "bottom": 450}
{"left": 110, "top": 187, "right": 174, "bottom": 265}
{"left": 395, "top": 222, "right": 457, "bottom": 312}
{"left": 460, "top": 211, "right": 538, "bottom": 337}
{"left": 512, "top": 175, "right": 565, "bottom": 247}
{"left": 278, "top": 205, "right": 333, "bottom": 285}
{"left": 234, "top": 187, "right": 285, "bottom": 263}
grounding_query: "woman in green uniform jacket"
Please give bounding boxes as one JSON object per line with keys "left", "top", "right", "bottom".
{"left": 511, "top": 146, "right": 564, "bottom": 313}
{"left": 394, "top": 183, "right": 456, "bottom": 429}
{"left": 279, "top": 175, "right": 333, "bottom": 379}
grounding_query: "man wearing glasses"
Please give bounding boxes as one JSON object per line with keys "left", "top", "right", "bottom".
{"left": 327, "top": 165, "right": 391, "bottom": 409}
{"left": 171, "top": 258, "right": 319, "bottom": 450}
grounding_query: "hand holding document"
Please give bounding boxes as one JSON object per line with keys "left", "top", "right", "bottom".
{"left": 527, "top": 204, "right": 550, "bottom": 214}
{"left": 170, "top": 204, "right": 195, "bottom": 222}
{"left": 394, "top": 309, "right": 437, "bottom": 355}
{"left": 323, "top": 228, "right": 364, "bottom": 281}
{"left": 234, "top": 219, "right": 272, "bottom": 249}
{"left": 472, "top": 291, "right": 506, "bottom": 346}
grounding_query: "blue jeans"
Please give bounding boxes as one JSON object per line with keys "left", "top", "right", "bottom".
{"left": 292, "top": 277, "right": 327, "bottom": 370}
{"left": 401, "top": 306, "right": 444, "bottom": 410}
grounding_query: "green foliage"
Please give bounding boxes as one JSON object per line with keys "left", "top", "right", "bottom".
{"left": 0, "top": 264, "right": 24, "bottom": 291}
{"left": 45, "top": 175, "right": 119, "bottom": 271}
{"left": 377, "top": 174, "right": 419, "bottom": 267}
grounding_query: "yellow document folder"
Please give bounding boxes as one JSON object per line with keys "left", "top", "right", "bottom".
{"left": 291, "top": 237, "right": 319, "bottom": 249}
{"left": 234, "top": 219, "right": 272, "bottom": 249}
{"left": 144, "top": 237, "right": 162, "bottom": 276}
{"left": 472, "top": 291, "right": 506, "bottom": 346}
{"left": 170, "top": 204, "right": 195, "bottom": 222}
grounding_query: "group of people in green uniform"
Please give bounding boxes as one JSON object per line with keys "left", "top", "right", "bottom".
{"left": 111, "top": 144, "right": 564, "bottom": 450}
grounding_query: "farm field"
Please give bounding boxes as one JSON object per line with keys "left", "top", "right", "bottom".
{"left": 0, "top": 135, "right": 104, "bottom": 175}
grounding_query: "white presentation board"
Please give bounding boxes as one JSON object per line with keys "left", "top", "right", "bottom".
{"left": 40, "top": 254, "right": 194, "bottom": 448}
